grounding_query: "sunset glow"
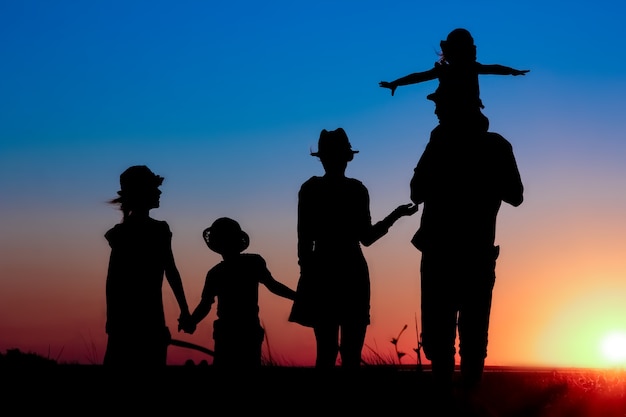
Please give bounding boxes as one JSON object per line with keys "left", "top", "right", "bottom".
{"left": 601, "top": 331, "right": 626, "bottom": 366}
{"left": 2, "top": 1, "right": 626, "bottom": 369}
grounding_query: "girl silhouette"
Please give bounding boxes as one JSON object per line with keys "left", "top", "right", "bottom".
{"left": 103, "top": 165, "right": 191, "bottom": 367}
{"left": 380, "top": 28, "right": 529, "bottom": 119}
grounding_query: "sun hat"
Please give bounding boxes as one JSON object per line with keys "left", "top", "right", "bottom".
{"left": 310, "top": 128, "right": 359, "bottom": 161}
{"left": 203, "top": 217, "right": 250, "bottom": 255}
{"left": 116, "top": 165, "right": 164, "bottom": 198}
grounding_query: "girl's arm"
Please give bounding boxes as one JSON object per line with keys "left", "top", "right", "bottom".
{"left": 379, "top": 67, "right": 439, "bottom": 96}
{"left": 477, "top": 63, "right": 529, "bottom": 76}
{"left": 163, "top": 229, "right": 191, "bottom": 320}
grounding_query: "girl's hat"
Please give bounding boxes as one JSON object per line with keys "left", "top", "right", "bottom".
{"left": 310, "top": 128, "right": 359, "bottom": 161}
{"left": 440, "top": 28, "right": 475, "bottom": 59}
{"left": 116, "top": 165, "right": 164, "bottom": 198}
{"left": 441, "top": 28, "right": 474, "bottom": 48}
{"left": 203, "top": 217, "right": 250, "bottom": 255}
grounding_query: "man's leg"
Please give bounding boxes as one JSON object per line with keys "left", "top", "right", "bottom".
{"left": 420, "top": 252, "right": 459, "bottom": 395}
{"left": 458, "top": 249, "right": 497, "bottom": 391}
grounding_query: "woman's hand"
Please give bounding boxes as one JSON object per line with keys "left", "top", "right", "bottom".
{"left": 393, "top": 203, "right": 419, "bottom": 219}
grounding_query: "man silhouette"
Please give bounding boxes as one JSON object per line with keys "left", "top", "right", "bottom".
{"left": 409, "top": 91, "right": 524, "bottom": 396}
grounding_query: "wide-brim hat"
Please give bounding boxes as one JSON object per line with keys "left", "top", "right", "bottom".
{"left": 203, "top": 217, "right": 250, "bottom": 255}
{"left": 117, "top": 165, "right": 164, "bottom": 197}
{"left": 310, "top": 127, "right": 359, "bottom": 161}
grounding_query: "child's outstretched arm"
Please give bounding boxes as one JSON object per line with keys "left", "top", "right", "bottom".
{"left": 379, "top": 67, "right": 439, "bottom": 96}
{"left": 477, "top": 63, "right": 530, "bottom": 76}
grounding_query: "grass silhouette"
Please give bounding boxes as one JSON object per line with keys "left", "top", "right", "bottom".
{"left": 1, "top": 347, "right": 626, "bottom": 416}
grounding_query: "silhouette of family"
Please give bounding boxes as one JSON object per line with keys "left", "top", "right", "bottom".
{"left": 103, "top": 27, "right": 525, "bottom": 402}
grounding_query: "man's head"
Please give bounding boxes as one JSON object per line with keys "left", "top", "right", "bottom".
{"left": 427, "top": 90, "right": 489, "bottom": 132}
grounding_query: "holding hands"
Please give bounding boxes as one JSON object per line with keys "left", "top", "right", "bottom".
{"left": 178, "top": 312, "right": 196, "bottom": 334}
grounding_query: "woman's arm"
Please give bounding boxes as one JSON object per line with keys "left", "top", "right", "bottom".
{"left": 362, "top": 203, "right": 418, "bottom": 246}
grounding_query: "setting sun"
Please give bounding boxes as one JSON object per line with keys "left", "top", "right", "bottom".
{"left": 601, "top": 331, "right": 626, "bottom": 365}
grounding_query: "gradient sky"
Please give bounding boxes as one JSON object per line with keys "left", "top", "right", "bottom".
{"left": 2, "top": 0, "right": 626, "bottom": 368}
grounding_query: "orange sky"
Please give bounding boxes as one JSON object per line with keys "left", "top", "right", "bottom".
{"left": 3, "top": 190, "right": 626, "bottom": 369}
{"left": 2, "top": 1, "right": 626, "bottom": 369}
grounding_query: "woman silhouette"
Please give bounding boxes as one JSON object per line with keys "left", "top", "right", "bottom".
{"left": 289, "top": 128, "right": 417, "bottom": 368}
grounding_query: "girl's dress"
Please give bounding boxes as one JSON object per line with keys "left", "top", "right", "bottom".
{"left": 104, "top": 216, "right": 173, "bottom": 366}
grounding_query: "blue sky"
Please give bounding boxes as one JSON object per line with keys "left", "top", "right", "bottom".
{"left": 2, "top": 1, "right": 626, "bottom": 366}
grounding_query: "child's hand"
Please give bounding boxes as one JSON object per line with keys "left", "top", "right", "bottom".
{"left": 178, "top": 313, "right": 196, "bottom": 334}
{"left": 379, "top": 81, "right": 397, "bottom": 96}
{"left": 512, "top": 69, "right": 530, "bottom": 76}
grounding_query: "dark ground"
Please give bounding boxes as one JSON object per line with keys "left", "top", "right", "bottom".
{"left": 2, "top": 365, "right": 625, "bottom": 416}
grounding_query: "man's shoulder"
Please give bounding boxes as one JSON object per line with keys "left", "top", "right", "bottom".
{"left": 484, "top": 130, "right": 507, "bottom": 140}
{"left": 345, "top": 176, "right": 365, "bottom": 186}
{"left": 301, "top": 176, "right": 322, "bottom": 187}
{"left": 483, "top": 131, "right": 513, "bottom": 148}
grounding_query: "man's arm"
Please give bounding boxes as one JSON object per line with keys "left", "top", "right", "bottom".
{"left": 498, "top": 138, "right": 524, "bottom": 207}
{"left": 410, "top": 141, "right": 435, "bottom": 205}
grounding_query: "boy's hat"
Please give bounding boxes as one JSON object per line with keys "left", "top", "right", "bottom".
{"left": 310, "top": 128, "right": 359, "bottom": 161}
{"left": 117, "top": 165, "right": 163, "bottom": 197}
{"left": 203, "top": 217, "right": 250, "bottom": 255}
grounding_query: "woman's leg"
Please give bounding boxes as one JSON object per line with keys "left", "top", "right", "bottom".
{"left": 314, "top": 324, "right": 340, "bottom": 368}
{"left": 339, "top": 323, "right": 367, "bottom": 368}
